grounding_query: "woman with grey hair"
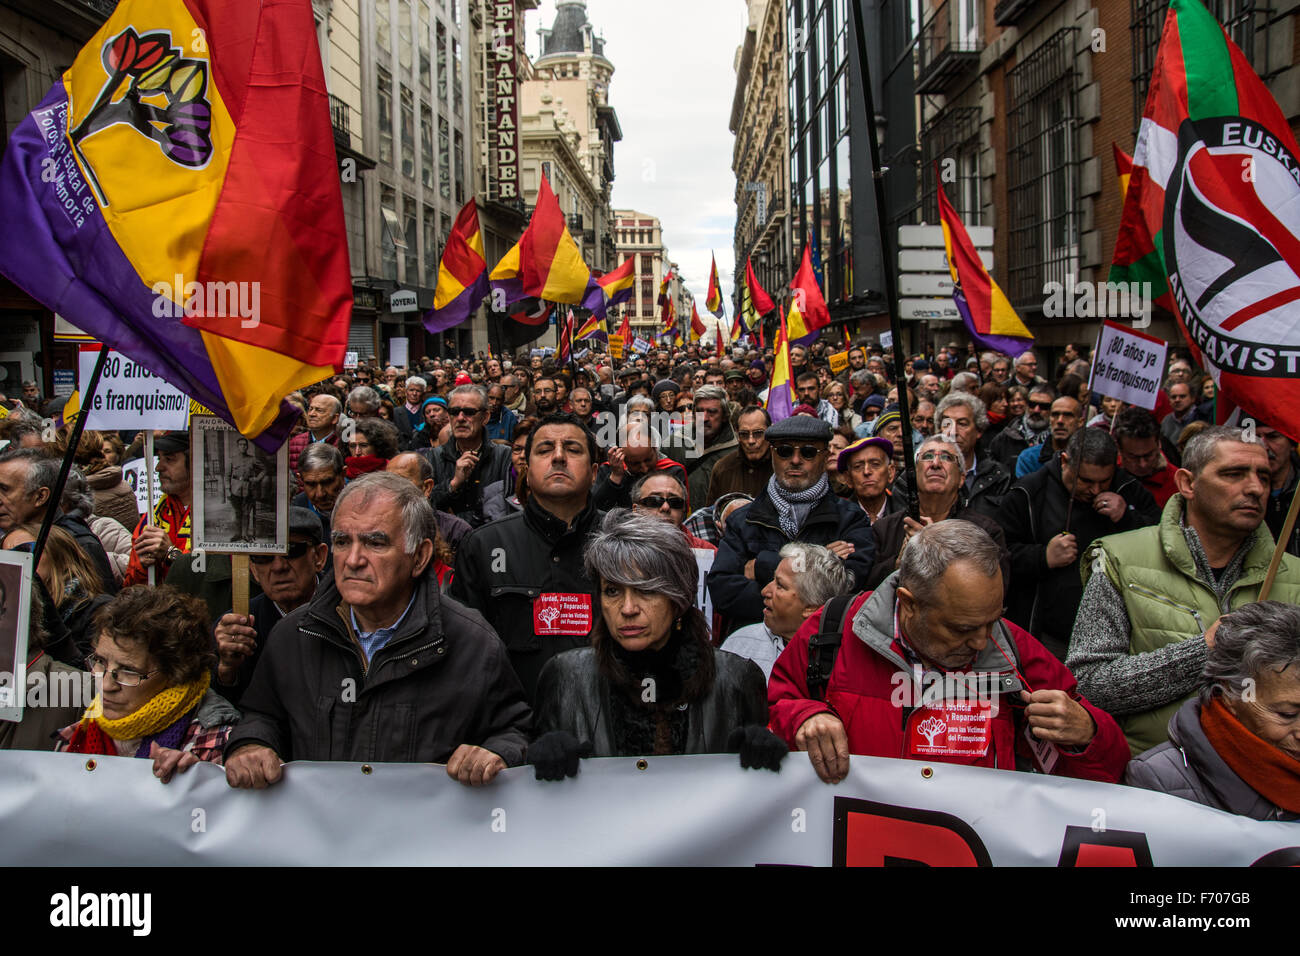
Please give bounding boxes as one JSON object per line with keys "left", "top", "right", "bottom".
{"left": 1125, "top": 601, "right": 1300, "bottom": 820}
{"left": 721, "top": 542, "right": 852, "bottom": 680}
{"left": 529, "top": 510, "right": 784, "bottom": 778}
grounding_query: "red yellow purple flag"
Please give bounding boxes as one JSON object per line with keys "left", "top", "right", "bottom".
{"left": 937, "top": 177, "right": 1035, "bottom": 356}
{"left": 690, "top": 301, "right": 707, "bottom": 341}
{"left": 426, "top": 198, "right": 489, "bottom": 334}
{"left": 0, "top": 0, "right": 352, "bottom": 445}
{"left": 787, "top": 245, "right": 831, "bottom": 344}
{"left": 766, "top": 309, "right": 793, "bottom": 422}
{"left": 705, "top": 254, "right": 726, "bottom": 319}
{"left": 490, "top": 174, "right": 592, "bottom": 305}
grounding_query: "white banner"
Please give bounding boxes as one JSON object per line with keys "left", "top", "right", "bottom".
{"left": 0, "top": 751, "right": 1296, "bottom": 866}
{"left": 121, "top": 456, "right": 158, "bottom": 516}
{"left": 1090, "top": 320, "right": 1169, "bottom": 411}
{"left": 78, "top": 347, "right": 189, "bottom": 430}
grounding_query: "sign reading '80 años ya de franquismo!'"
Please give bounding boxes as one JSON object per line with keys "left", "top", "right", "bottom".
{"left": 1, "top": 752, "right": 1297, "bottom": 866}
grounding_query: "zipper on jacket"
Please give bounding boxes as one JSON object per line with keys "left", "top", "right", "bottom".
{"left": 1124, "top": 583, "right": 1206, "bottom": 630}
{"left": 302, "top": 625, "right": 370, "bottom": 677}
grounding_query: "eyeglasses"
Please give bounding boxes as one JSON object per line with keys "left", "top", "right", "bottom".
{"left": 736, "top": 430, "right": 766, "bottom": 441}
{"left": 918, "top": 451, "right": 959, "bottom": 464}
{"left": 637, "top": 495, "right": 686, "bottom": 510}
{"left": 677, "top": 403, "right": 694, "bottom": 411}
{"left": 448, "top": 406, "right": 483, "bottom": 418}
{"left": 85, "top": 654, "right": 156, "bottom": 687}
{"left": 250, "top": 542, "right": 314, "bottom": 564}
{"left": 774, "top": 444, "right": 824, "bottom": 460}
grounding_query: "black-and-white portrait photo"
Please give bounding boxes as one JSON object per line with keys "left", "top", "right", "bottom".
{"left": 0, "top": 550, "right": 33, "bottom": 722}
{"left": 191, "top": 416, "right": 288, "bottom": 554}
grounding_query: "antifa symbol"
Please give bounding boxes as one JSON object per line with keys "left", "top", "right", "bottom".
{"left": 70, "top": 28, "right": 214, "bottom": 206}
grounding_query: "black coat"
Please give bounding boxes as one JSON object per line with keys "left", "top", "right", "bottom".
{"left": 448, "top": 496, "right": 604, "bottom": 704}
{"left": 424, "top": 439, "right": 513, "bottom": 528}
{"left": 210, "top": 592, "right": 285, "bottom": 707}
{"left": 535, "top": 643, "right": 768, "bottom": 756}
{"left": 224, "top": 568, "right": 531, "bottom": 766}
{"left": 997, "top": 458, "right": 1159, "bottom": 657}
{"left": 866, "top": 504, "right": 1010, "bottom": 592}
{"left": 707, "top": 486, "right": 876, "bottom": 631}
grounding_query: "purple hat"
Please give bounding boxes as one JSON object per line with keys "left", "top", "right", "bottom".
{"left": 863, "top": 394, "right": 887, "bottom": 410}
{"left": 837, "top": 436, "right": 895, "bottom": 472}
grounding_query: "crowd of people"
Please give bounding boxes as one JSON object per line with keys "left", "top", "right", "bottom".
{"left": 0, "top": 331, "right": 1298, "bottom": 825}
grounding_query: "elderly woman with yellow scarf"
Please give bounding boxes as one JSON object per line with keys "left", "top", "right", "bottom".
{"left": 56, "top": 586, "right": 239, "bottom": 783}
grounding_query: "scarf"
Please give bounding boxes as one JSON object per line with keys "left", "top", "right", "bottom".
{"left": 1200, "top": 696, "right": 1300, "bottom": 813}
{"left": 67, "top": 671, "right": 210, "bottom": 757}
{"left": 346, "top": 455, "right": 388, "bottom": 480}
{"left": 768, "top": 472, "right": 829, "bottom": 539}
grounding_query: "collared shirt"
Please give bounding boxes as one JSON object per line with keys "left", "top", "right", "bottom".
{"left": 964, "top": 453, "right": 979, "bottom": 492}
{"left": 349, "top": 592, "right": 418, "bottom": 663}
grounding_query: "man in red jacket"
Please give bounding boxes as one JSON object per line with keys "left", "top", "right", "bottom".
{"left": 768, "top": 521, "right": 1129, "bottom": 784}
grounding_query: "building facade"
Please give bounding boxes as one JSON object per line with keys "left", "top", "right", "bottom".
{"left": 732, "top": 0, "right": 794, "bottom": 321}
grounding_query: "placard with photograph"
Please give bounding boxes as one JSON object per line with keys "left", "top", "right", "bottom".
{"left": 0, "top": 549, "right": 34, "bottom": 723}
{"left": 191, "top": 415, "right": 288, "bottom": 554}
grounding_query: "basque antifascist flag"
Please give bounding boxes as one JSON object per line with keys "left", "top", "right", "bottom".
{"left": 766, "top": 309, "right": 794, "bottom": 422}
{"left": 425, "top": 198, "right": 489, "bottom": 334}
{"left": 705, "top": 254, "right": 726, "bottom": 319}
{"left": 1110, "top": 0, "right": 1300, "bottom": 439}
{"left": 787, "top": 245, "right": 831, "bottom": 344}
{"left": 936, "top": 178, "right": 1035, "bottom": 357}
{"left": 490, "top": 174, "right": 592, "bottom": 306}
{"left": 0, "top": 0, "right": 352, "bottom": 445}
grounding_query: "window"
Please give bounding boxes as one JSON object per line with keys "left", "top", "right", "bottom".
{"left": 1006, "top": 29, "right": 1079, "bottom": 307}
{"left": 920, "top": 105, "right": 981, "bottom": 221}
{"left": 424, "top": 204, "right": 438, "bottom": 287}
{"left": 377, "top": 66, "right": 393, "bottom": 164}
{"left": 437, "top": 21, "right": 447, "bottom": 103}
{"left": 421, "top": 105, "right": 434, "bottom": 188}
{"left": 398, "top": 0, "right": 413, "bottom": 75}
{"left": 401, "top": 85, "right": 415, "bottom": 179}
{"left": 454, "top": 129, "right": 465, "bottom": 204}
{"left": 404, "top": 195, "right": 419, "bottom": 283}
{"left": 453, "top": 39, "right": 463, "bottom": 115}
{"left": 438, "top": 115, "right": 451, "bottom": 200}
{"left": 377, "top": 0, "right": 391, "bottom": 55}
{"left": 381, "top": 183, "right": 401, "bottom": 280}
{"left": 419, "top": 1, "right": 431, "bottom": 91}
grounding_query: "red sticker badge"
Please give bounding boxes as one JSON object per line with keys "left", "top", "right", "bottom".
{"left": 533, "top": 593, "right": 594, "bottom": 636}
{"left": 907, "top": 702, "right": 994, "bottom": 758}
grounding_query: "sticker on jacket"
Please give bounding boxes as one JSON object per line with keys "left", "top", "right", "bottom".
{"left": 533, "top": 593, "right": 593, "bottom": 636}
{"left": 906, "top": 702, "right": 994, "bottom": 758}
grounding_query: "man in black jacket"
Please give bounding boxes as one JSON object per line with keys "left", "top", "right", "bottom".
{"left": 450, "top": 413, "right": 604, "bottom": 703}
{"left": 223, "top": 473, "right": 530, "bottom": 788}
{"left": 998, "top": 427, "right": 1159, "bottom": 660}
{"left": 707, "top": 415, "right": 875, "bottom": 631}
{"left": 425, "top": 384, "right": 512, "bottom": 527}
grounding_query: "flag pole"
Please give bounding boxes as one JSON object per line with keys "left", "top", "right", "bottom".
{"left": 32, "top": 345, "right": 109, "bottom": 571}
{"left": 850, "top": 0, "right": 918, "bottom": 521}
{"left": 1260, "top": 483, "right": 1300, "bottom": 602}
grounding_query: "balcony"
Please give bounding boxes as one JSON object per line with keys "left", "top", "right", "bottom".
{"left": 995, "top": 0, "right": 1057, "bottom": 27}
{"left": 915, "top": 0, "right": 983, "bottom": 95}
{"left": 329, "top": 94, "right": 351, "bottom": 149}
{"left": 567, "top": 213, "right": 585, "bottom": 232}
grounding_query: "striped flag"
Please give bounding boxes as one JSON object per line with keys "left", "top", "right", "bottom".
{"left": 705, "top": 254, "right": 726, "bottom": 318}
{"left": 1113, "top": 142, "right": 1134, "bottom": 203}
{"left": 425, "top": 198, "right": 489, "bottom": 334}
{"left": 787, "top": 245, "right": 831, "bottom": 344}
{"left": 766, "top": 308, "right": 793, "bottom": 422}
{"left": 490, "top": 174, "right": 592, "bottom": 306}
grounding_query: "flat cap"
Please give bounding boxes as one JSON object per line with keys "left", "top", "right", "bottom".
{"left": 766, "top": 415, "right": 832, "bottom": 442}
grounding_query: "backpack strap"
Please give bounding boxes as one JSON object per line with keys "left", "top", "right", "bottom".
{"left": 806, "top": 594, "right": 854, "bottom": 703}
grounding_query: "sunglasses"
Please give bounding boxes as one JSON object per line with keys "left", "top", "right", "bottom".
{"left": 1027, "top": 401, "right": 1052, "bottom": 410}
{"left": 637, "top": 495, "right": 686, "bottom": 510}
{"left": 773, "top": 444, "right": 824, "bottom": 460}
{"left": 677, "top": 403, "right": 694, "bottom": 411}
{"left": 448, "top": 406, "right": 483, "bottom": 418}
{"left": 250, "top": 542, "right": 313, "bottom": 564}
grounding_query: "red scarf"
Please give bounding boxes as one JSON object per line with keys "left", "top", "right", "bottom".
{"left": 65, "top": 720, "right": 115, "bottom": 756}
{"left": 1200, "top": 696, "right": 1300, "bottom": 813}
{"left": 345, "top": 455, "right": 388, "bottom": 480}
{"left": 987, "top": 409, "right": 1007, "bottom": 425}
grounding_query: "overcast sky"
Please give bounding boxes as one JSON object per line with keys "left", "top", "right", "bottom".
{"left": 527, "top": 0, "right": 746, "bottom": 328}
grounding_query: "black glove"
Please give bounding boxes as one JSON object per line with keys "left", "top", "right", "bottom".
{"left": 728, "top": 724, "right": 788, "bottom": 772}
{"left": 527, "top": 731, "right": 592, "bottom": 781}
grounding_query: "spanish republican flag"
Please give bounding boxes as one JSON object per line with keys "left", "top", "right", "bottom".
{"left": 0, "top": 0, "right": 352, "bottom": 445}
{"left": 936, "top": 178, "right": 1034, "bottom": 356}
{"left": 745, "top": 257, "right": 775, "bottom": 316}
{"left": 617, "top": 311, "right": 632, "bottom": 343}
{"left": 426, "top": 198, "right": 489, "bottom": 334}
{"left": 490, "top": 174, "right": 592, "bottom": 305}
{"left": 657, "top": 266, "right": 676, "bottom": 306}
{"left": 766, "top": 309, "right": 793, "bottom": 422}
{"left": 1110, "top": 0, "right": 1300, "bottom": 440}
{"left": 689, "top": 300, "right": 707, "bottom": 341}
{"left": 582, "top": 255, "right": 636, "bottom": 318}
{"left": 787, "top": 245, "right": 831, "bottom": 344}
{"left": 705, "top": 254, "right": 726, "bottom": 318}
{"left": 575, "top": 311, "right": 606, "bottom": 344}
{"left": 1113, "top": 142, "right": 1134, "bottom": 203}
